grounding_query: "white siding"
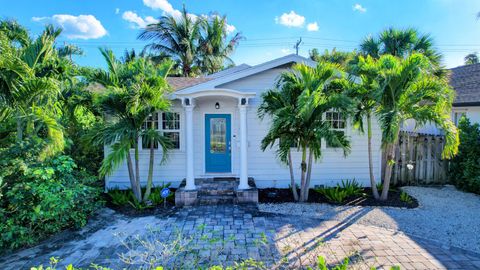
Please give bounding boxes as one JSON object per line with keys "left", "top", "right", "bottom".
{"left": 453, "top": 106, "right": 480, "bottom": 124}
{"left": 106, "top": 67, "right": 383, "bottom": 189}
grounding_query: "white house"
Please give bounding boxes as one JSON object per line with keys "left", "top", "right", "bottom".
{"left": 105, "top": 54, "right": 383, "bottom": 204}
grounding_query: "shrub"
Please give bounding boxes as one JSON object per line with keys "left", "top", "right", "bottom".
{"left": 399, "top": 191, "right": 413, "bottom": 204}
{"left": 316, "top": 179, "right": 363, "bottom": 203}
{"left": 108, "top": 189, "right": 133, "bottom": 206}
{"left": 448, "top": 117, "right": 480, "bottom": 195}
{"left": 107, "top": 183, "right": 173, "bottom": 209}
{"left": 0, "top": 140, "right": 102, "bottom": 251}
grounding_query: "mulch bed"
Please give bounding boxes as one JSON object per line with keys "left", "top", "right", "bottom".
{"left": 103, "top": 193, "right": 178, "bottom": 217}
{"left": 259, "top": 187, "right": 419, "bottom": 208}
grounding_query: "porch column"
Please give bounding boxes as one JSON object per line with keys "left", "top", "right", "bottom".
{"left": 184, "top": 101, "right": 196, "bottom": 190}
{"left": 238, "top": 100, "right": 250, "bottom": 190}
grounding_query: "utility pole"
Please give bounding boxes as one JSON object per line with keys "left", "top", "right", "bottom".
{"left": 294, "top": 37, "right": 302, "bottom": 55}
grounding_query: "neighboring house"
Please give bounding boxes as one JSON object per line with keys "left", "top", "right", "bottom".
{"left": 401, "top": 63, "right": 480, "bottom": 135}
{"left": 105, "top": 54, "right": 383, "bottom": 193}
{"left": 449, "top": 63, "right": 480, "bottom": 124}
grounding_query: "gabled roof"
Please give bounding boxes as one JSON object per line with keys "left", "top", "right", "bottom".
{"left": 205, "top": 64, "right": 251, "bottom": 79}
{"left": 175, "top": 54, "right": 316, "bottom": 95}
{"left": 450, "top": 63, "right": 480, "bottom": 106}
{"left": 167, "top": 77, "right": 213, "bottom": 91}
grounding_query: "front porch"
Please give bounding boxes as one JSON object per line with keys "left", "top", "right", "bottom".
{"left": 175, "top": 177, "right": 258, "bottom": 206}
{"left": 173, "top": 88, "right": 257, "bottom": 206}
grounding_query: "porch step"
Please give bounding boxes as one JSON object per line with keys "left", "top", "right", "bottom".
{"left": 197, "top": 195, "right": 235, "bottom": 205}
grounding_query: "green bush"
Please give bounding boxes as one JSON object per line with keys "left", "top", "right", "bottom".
{"left": 448, "top": 117, "right": 480, "bottom": 195}
{"left": 107, "top": 183, "right": 173, "bottom": 209}
{"left": 0, "top": 140, "right": 102, "bottom": 251}
{"left": 316, "top": 179, "right": 363, "bottom": 203}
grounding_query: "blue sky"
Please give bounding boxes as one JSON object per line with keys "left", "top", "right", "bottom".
{"left": 5, "top": 0, "right": 480, "bottom": 69}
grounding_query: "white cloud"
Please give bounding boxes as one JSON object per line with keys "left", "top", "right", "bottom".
{"left": 122, "top": 11, "right": 158, "bottom": 28}
{"left": 353, "top": 4, "right": 367, "bottom": 13}
{"left": 281, "top": 48, "right": 291, "bottom": 54}
{"left": 32, "top": 14, "right": 107, "bottom": 39}
{"left": 275, "top": 11, "right": 305, "bottom": 28}
{"left": 142, "top": 0, "right": 236, "bottom": 34}
{"left": 307, "top": 22, "right": 319, "bottom": 32}
{"left": 115, "top": 8, "right": 120, "bottom": 15}
{"left": 143, "top": 0, "right": 182, "bottom": 18}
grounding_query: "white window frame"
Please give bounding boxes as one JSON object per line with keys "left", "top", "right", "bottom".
{"left": 141, "top": 112, "right": 160, "bottom": 150}
{"left": 453, "top": 110, "right": 466, "bottom": 126}
{"left": 322, "top": 110, "right": 347, "bottom": 150}
{"left": 160, "top": 111, "right": 182, "bottom": 151}
{"left": 140, "top": 111, "right": 183, "bottom": 151}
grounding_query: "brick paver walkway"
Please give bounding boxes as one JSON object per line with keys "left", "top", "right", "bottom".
{"left": 1, "top": 205, "right": 479, "bottom": 269}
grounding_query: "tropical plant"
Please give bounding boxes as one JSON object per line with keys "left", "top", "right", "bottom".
{"left": 0, "top": 22, "right": 66, "bottom": 159}
{"left": 360, "top": 27, "right": 441, "bottom": 67}
{"left": 339, "top": 179, "right": 363, "bottom": 196}
{"left": 371, "top": 53, "right": 458, "bottom": 200}
{"left": 87, "top": 49, "right": 173, "bottom": 202}
{"left": 464, "top": 53, "right": 479, "bottom": 65}
{"left": 309, "top": 48, "right": 357, "bottom": 68}
{"left": 399, "top": 191, "right": 413, "bottom": 204}
{"left": 316, "top": 186, "right": 350, "bottom": 203}
{"left": 138, "top": 6, "right": 241, "bottom": 76}
{"left": 448, "top": 117, "right": 480, "bottom": 194}
{"left": 259, "top": 62, "right": 352, "bottom": 202}
{"left": 0, "top": 141, "right": 102, "bottom": 251}
{"left": 197, "top": 14, "right": 243, "bottom": 74}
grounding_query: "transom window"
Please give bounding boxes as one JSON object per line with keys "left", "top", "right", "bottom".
{"left": 141, "top": 112, "right": 181, "bottom": 150}
{"left": 325, "top": 111, "right": 346, "bottom": 148}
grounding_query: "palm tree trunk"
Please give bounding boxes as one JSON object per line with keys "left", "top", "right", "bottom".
{"left": 367, "top": 114, "right": 380, "bottom": 199}
{"left": 16, "top": 113, "right": 23, "bottom": 142}
{"left": 133, "top": 140, "right": 142, "bottom": 202}
{"left": 126, "top": 151, "right": 141, "bottom": 200}
{"left": 299, "top": 145, "right": 307, "bottom": 202}
{"left": 304, "top": 148, "right": 314, "bottom": 201}
{"left": 143, "top": 140, "right": 155, "bottom": 202}
{"left": 288, "top": 150, "right": 299, "bottom": 201}
{"left": 380, "top": 143, "right": 396, "bottom": 201}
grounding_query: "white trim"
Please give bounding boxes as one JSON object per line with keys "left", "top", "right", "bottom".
{"left": 175, "top": 88, "right": 256, "bottom": 99}
{"left": 175, "top": 54, "right": 316, "bottom": 94}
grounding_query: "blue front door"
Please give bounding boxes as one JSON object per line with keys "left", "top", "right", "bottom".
{"left": 205, "top": 114, "right": 231, "bottom": 173}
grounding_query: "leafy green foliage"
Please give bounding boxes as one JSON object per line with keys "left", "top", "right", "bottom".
{"left": 448, "top": 117, "right": 480, "bottom": 194}
{"left": 107, "top": 183, "right": 173, "bottom": 209}
{"left": 316, "top": 179, "right": 363, "bottom": 203}
{"left": 0, "top": 140, "right": 102, "bottom": 251}
{"left": 399, "top": 191, "right": 413, "bottom": 204}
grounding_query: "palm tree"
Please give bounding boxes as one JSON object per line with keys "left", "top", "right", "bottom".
{"left": 373, "top": 53, "right": 459, "bottom": 200}
{"left": 87, "top": 49, "right": 173, "bottom": 202}
{"left": 360, "top": 28, "right": 442, "bottom": 67}
{"left": 197, "top": 15, "right": 243, "bottom": 74}
{"left": 347, "top": 58, "right": 382, "bottom": 199}
{"left": 138, "top": 6, "right": 201, "bottom": 77}
{"left": 465, "top": 53, "right": 479, "bottom": 65}
{"left": 259, "top": 62, "right": 352, "bottom": 202}
{"left": 0, "top": 23, "right": 65, "bottom": 159}
{"left": 309, "top": 48, "right": 357, "bottom": 68}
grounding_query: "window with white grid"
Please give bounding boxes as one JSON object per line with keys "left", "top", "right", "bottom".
{"left": 325, "top": 111, "right": 346, "bottom": 148}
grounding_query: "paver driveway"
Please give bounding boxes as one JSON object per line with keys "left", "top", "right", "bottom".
{"left": 1, "top": 205, "right": 479, "bottom": 269}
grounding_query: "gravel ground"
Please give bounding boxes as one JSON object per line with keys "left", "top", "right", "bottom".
{"left": 258, "top": 185, "right": 480, "bottom": 253}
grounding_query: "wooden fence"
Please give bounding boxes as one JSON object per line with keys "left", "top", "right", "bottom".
{"left": 382, "top": 132, "right": 449, "bottom": 186}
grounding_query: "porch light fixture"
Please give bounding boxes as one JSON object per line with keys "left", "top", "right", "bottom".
{"left": 215, "top": 102, "right": 220, "bottom": 109}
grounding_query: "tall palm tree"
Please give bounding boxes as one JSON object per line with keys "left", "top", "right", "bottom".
{"left": 259, "top": 62, "right": 352, "bottom": 202}
{"left": 374, "top": 53, "right": 459, "bottom": 200}
{"left": 465, "top": 53, "right": 479, "bottom": 65}
{"left": 347, "top": 57, "right": 382, "bottom": 199}
{"left": 309, "top": 48, "right": 357, "bottom": 68}
{"left": 87, "top": 49, "right": 173, "bottom": 202}
{"left": 197, "top": 15, "right": 243, "bottom": 74}
{"left": 138, "top": 6, "right": 201, "bottom": 77}
{"left": 360, "top": 28, "right": 442, "bottom": 67}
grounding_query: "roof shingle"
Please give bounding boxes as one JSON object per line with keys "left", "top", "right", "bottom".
{"left": 167, "top": 77, "right": 212, "bottom": 91}
{"left": 449, "top": 63, "right": 480, "bottom": 106}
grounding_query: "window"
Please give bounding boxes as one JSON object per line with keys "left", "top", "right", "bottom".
{"left": 161, "top": 112, "right": 180, "bottom": 149}
{"left": 142, "top": 113, "right": 159, "bottom": 149}
{"left": 453, "top": 111, "right": 466, "bottom": 126}
{"left": 325, "top": 111, "right": 346, "bottom": 148}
